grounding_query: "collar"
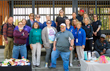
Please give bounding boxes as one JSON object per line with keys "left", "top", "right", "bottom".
{"left": 60, "top": 30, "right": 66, "bottom": 33}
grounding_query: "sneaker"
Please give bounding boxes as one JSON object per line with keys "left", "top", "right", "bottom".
{"left": 33, "top": 65, "right": 36, "bottom": 68}
{"left": 45, "top": 63, "right": 48, "bottom": 68}
{"left": 70, "top": 63, "right": 73, "bottom": 67}
{"left": 77, "top": 63, "right": 81, "bottom": 67}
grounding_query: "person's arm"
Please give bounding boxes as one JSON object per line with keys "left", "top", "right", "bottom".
{"left": 19, "top": 31, "right": 28, "bottom": 39}
{"left": 105, "top": 40, "right": 109, "bottom": 50}
{"left": 95, "top": 21, "right": 102, "bottom": 33}
{"left": 42, "top": 28, "right": 47, "bottom": 45}
{"left": 29, "top": 30, "right": 32, "bottom": 45}
{"left": 13, "top": 30, "right": 22, "bottom": 38}
{"left": 56, "top": 17, "right": 58, "bottom": 26}
{"left": 69, "top": 32, "right": 74, "bottom": 50}
{"left": 3, "top": 24, "right": 8, "bottom": 41}
{"left": 82, "top": 30, "right": 86, "bottom": 46}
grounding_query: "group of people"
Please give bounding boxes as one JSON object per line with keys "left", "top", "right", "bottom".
{"left": 3, "top": 9, "right": 110, "bottom": 71}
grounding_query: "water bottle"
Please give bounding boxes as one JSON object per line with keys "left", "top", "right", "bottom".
{"left": 88, "top": 51, "right": 91, "bottom": 61}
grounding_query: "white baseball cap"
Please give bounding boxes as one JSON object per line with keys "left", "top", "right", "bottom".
{"left": 60, "top": 23, "right": 66, "bottom": 27}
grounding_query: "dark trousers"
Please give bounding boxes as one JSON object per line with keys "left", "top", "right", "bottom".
{"left": 93, "top": 35, "right": 100, "bottom": 43}
{"left": 85, "top": 39, "right": 93, "bottom": 52}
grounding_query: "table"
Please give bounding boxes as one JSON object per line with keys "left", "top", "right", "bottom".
{"left": 80, "top": 59, "right": 110, "bottom": 71}
{"left": 0, "top": 65, "right": 32, "bottom": 71}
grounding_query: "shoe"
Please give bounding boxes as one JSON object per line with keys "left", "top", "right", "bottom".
{"left": 33, "top": 65, "right": 36, "bottom": 68}
{"left": 45, "top": 63, "right": 48, "bottom": 68}
{"left": 48, "top": 66, "right": 55, "bottom": 69}
{"left": 77, "top": 63, "right": 81, "bottom": 67}
{"left": 70, "top": 63, "right": 73, "bottom": 67}
{"left": 36, "top": 65, "right": 40, "bottom": 67}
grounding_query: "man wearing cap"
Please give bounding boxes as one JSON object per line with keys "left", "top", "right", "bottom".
{"left": 94, "top": 34, "right": 110, "bottom": 58}
{"left": 76, "top": 9, "right": 84, "bottom": 26}
{"left": 49, "top": 23, "right": 74, "bottom": 71}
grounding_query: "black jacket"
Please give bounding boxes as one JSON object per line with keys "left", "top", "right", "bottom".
{"left": 26, "top": 19, "right": 35, "bottom": 27}
{"left": 94, "top": 39, "right": 109, "bottom": 53}
{"left": 82, "top": 24, "right": 93, "bottom": 38}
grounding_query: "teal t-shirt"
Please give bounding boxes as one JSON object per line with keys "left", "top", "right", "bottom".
{"left": 29, "top": 28, "right": 42, "bottom": 44}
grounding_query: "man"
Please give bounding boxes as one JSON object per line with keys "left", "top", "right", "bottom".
{"left": 26, "top": 13, "right": 35, "bottom": 28}
{"left": 34, "top": 14, "right": 43, "bottom": 30}
{"left": 76, "top": 9, "right": 84, "bottom": 26}
{"left": 3, "top": 17, "right": 15, "bottom": 59}
{"left": 14, "top": 19, "right": 31, "bottom": 59}
{"left": 70, "top": 12, "right": 77, "bottom": 25}
{"left": 13, "top": 21, "right": 28, "bottom": 59}
{"left": 49, "top": 23, "right": 74, "bottom": 71}
{"left": 94, "top": 34, "right": 110, "bottom": 58}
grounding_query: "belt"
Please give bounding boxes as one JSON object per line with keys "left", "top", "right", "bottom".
{"left": 14, "top": 43, "right": 25, "bottom": 46}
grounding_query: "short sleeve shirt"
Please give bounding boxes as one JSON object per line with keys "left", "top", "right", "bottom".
{"left": 55, "top": 30, "right": 74, "bottom": 52}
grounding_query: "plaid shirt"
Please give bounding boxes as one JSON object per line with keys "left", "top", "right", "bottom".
{"left": 3, "top": 23, "right": 14, "bottom": 40}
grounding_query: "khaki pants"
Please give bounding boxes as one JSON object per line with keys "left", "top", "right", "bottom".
{"left": 4, "top": 37, "right": 14, "bottom": 59}
{"left": 31, "top": 43, "right": 41, "bottom": 66}
{"left": 70, "top": 48, "right": 74, "bottom": 63}
{"left": 76, "top": 46, "right": 84, "bottom": 61}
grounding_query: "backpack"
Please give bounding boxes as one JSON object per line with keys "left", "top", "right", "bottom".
{"left": 1, "top": 23, "right": 15, "bottom": 35}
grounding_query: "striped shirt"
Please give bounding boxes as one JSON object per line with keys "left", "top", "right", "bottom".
{"left": 3, "top": 23, "right": 15, "bottom": 40}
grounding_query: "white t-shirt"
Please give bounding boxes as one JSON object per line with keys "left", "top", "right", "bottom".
{"left": 47, "top": 27, "right": 56, "bottom": 43}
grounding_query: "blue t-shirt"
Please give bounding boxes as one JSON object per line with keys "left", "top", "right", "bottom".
{"left": 43, "top": 20, "right": 56, "bottom": 28}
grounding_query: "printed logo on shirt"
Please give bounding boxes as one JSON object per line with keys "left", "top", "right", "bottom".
{"left": 25, "top": 28, "right": 27, "bottom": 30}
{"left": 75, "top": 32, "right": 77, "bottom": 34}
{"left": 87, "top": 25, "right": 90, "bottom": 28}
{"left": 104, "top": 43, "right": 106, "bottom": 45}
{"left": 79, "top": 31, "right": 81, "bottom": 34}
{"left": 71, "top": 29, "right": 73, "bottom": 32}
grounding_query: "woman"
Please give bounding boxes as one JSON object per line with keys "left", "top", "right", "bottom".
{"left": 35, "top": 14, "right": 43, "bottom": 30}
{"left": 43, "top": 15, "right": 56, "bottom": 28}
{"left": 92, "top": 14, "right": 102, "bottom": 43}
{"left": 56, "top": 9, "right": 68, "bottom": 32}
{"left": 29, "top": 22, "right": 42, "bottom": 68}
{"left": 42, "top": 20, "right": 57, "bottom": 68}
{"left": 82, "top": 13, "right": 91, "bottom": 26}
{"left": 82, "top": 18, "right": 93, "bottom": 52}
{"left": 65, "top": 19, "right": 74, "bottom": 67}
{"left": 73, "top": 22, "right": 86, "bottom": 66}
{"left": 14, "top": 19, "right": 31, "bottom": 59}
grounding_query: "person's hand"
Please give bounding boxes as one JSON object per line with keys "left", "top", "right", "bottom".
{"left": 82, "top": 45, "right": 85, "bottom": 49}
{"left": 53, "top": 46, "right": 56, "bottom": 51}
{"left": 30, "top": 44, "right": 33, "bottom": 50}
{"left": 5, "top": 40, "right": 8, "bottom": 44}
{"left": 94, "top": 32, "right": 97, "bottom": 36}
{"left": 100, "top": 52, "right": 104, "bottom": 55}
{"left": 86, "top": 38, "right": 88, "bottom": 40}
{"left": 103, "top": 49, "right": 106, "bottom": 54}
{"left": 74, "top": 45, "right": 76, "bottom": 48}
{"left": 41, "top": 45, "right": 43, "bottom": 48}
{"left": 69, "top": 46, "right": 73, "bottom": 51}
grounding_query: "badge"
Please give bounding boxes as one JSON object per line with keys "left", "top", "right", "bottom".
{"left": 87, "top": 26, "right": 90, "bottom": 28}
{"left": 76, "top": 39, "right": 78, "bottom": 43}
{"left": 79, "top": 31, "right": 81, "bottom": 34}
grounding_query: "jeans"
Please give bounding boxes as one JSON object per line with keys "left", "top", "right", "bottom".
{"left": 51, "top": 49, "right": 70, "bottom": 71}
{"left": 45, "top": 44, "right": 53, "bottom": 63}
{"left": 12, "top": 44, "right": 27, "bottom": 59}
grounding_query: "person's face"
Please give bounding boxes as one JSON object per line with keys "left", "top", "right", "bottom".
{"left": 47, "top": 22, "right": 51, "bottom": 26}
{"left": 72, "top": 13, "right": 76, "bottom": 18}
{"left": 84, "top": 14, "right": 88, "bottom": 18}
{"left": 36, "top": 15, "right": 40, "bottom": 21}
{"left": 22, "top": 20, "right": 26, "bottom": 26}
{"left": 60, "top": 26, "right": 66, "bottom": 32}
{"left": 18, "top": 22, "right": 23, "bottom": 29}
{"left": 30, "top": 15, "right": 34, "bottom": 19}
{"left": 46, "top": 16, "right": 50, "bottom": 20}
{"left": 34, "top": 23, "right": 38, "bottom": 29}
{"left": 65, "top": 20, "right": 70, "bottom": 25}
{"left": 80, "top": 12, "right": 84, "bottom": 16}
{"left": 59, "top": 10, "right": 64, "bottom": 16}
{"left": 73, "top": 20, "right": 77, "bottom": 26}
{"left": 100, "top": 37, "right": 105, "bottom": 42}
{"left": 93, "top": 15, "right": 97, "bottom": 20}
{"left": 8, "top": 17, "right": 13, "bottom": 24}
{"left": 84, "top": 19, "right": 89, "bottom": 25}
{"left": 77, "top": 24, "right": 81, "bottom": 29}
